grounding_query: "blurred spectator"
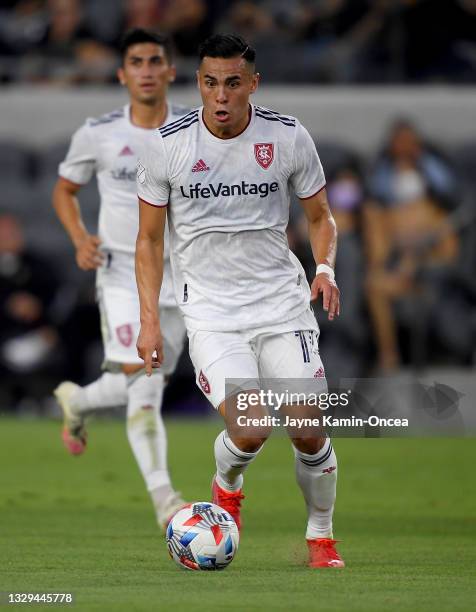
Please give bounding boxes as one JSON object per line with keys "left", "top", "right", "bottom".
{"left": 325, "top": 161, "right": 368, "bottom": 366}
{"left": 160, "top": 0, "right": 212, "bottom": 57}
{"left": 121, "top": 0, "right": 167, "bottom": 33}
{"left": 0, "top": 0, "right": 47, "bottom": 56}
{"left": 363, "top": 120, "right": 460, "bottom": 371}
{"left": 293, "top": 0, "right": 389, "bottom": 82}
{"left": 0, "top": 212, "right": 61, "bottom": 407}
{"left": 218, "top": 1, "right": 277, "bottom": 46}
{"left": 291, "top": 158, "right": 368, "bottom": 380}
{"left": 400, "top": 0, "right": 476, "bottom": 82}
{"left": 20, "top": 0, "right": 117, "bottom": 83}
{"left": 2, "top": 0, "right": 476, "bottom": 84}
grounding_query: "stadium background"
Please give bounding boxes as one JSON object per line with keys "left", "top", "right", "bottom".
{"left": 1, "top": 2, "right": 475, "bottom": 610}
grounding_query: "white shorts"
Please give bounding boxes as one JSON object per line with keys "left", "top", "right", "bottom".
{"left": 188, "top": 308, "right": 327, "bottom": 409}
{"left": 97, "top": 285, "right": 186, "bottom": 375}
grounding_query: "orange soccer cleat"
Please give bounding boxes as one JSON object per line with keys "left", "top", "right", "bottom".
{"left": 212, "top": 477, "right": 244, "bottom": 531}
{"left": 61, "top": 425, "right": 87, "bottom": 456}
{"left": 307, "top": 538, "right": 345, "bottom": 568}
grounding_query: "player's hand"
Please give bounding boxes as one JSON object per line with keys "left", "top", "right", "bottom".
{"left": 75, "top": 234, "right": 104, "bottom": 270}
{"left": 136, "top": 321, "right": 164, "bottom": 376}
{"left": 311, "top": 273, "right": 340, "bottom": 321}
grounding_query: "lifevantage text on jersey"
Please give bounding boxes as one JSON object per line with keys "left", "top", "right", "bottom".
{"left": 179, "top": 181, "right": 280, "bottom": 199}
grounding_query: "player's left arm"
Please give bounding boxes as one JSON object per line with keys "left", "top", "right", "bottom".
{"left": 299, "top": 188, "right": 340, "bottom": 320}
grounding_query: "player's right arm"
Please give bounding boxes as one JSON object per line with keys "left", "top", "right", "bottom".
{"left": 135, "top": 134, "right": 171, "bottom": 376}
{"left": 52, "top": 122, "right": 103, "bottom": 270}
{"left": 135, "top": 200, "right": 167, "bottom": 375}
{"left": 52, "top": 178, "right": 103, "bottom": 270}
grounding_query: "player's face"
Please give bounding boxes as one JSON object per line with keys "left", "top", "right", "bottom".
{"left": 197, "top": 56, "right": 259, "bottom": 138}
{"left": 118, "top": 43, "right": 176, "bottom": 104}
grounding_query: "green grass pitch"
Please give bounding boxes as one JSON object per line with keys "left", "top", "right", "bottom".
{"left": 1, "top": 416, "right": 475, "bottom": 611}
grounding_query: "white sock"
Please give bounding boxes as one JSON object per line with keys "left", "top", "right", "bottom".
{"left": 72, "top": 372, "right": 127, "bottom": 414}
{"left": 294, "top": 438, "right": 337, "bottom": 540}
{"left": 126, "top": 371, "right": 173, "bottom": 509}
{"left": 214, "top": 430, "right": 261, "bottom": 492}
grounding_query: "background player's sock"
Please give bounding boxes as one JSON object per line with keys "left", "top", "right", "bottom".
{"left": 214, "top": 430, "right": 261, "bottom": 492}
{"left": 126, "top": 371, "right": 174, "bottom": 508}
{"left": 294, "top": 438, "right": 337, "bottom": 539}
{"left": 71, "top": 372, "right": 127, "bottom": 414}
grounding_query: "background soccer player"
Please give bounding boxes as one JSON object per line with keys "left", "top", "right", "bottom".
{"left": 135, "top": 34, "right": 344, "bottom": 567}
{"left": 52, "top": 29, "right": 188, "bottom": 528}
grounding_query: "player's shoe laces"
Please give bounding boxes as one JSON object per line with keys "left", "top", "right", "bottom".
{"left": 212, "top": 477, "right": 244, "bottom": 531}
{"left": 157, "top": 492, "right": 189, "bottom": 531}
{"left": 307, "top": 538, "right": 345, "bottom": 568}
{"left": 54, "top": 381, "right": 87, "bottom": 456}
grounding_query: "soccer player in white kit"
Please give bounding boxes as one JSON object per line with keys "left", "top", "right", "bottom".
{"left": 52, "top": 29, "right": 188, "bottom": 528}
{"left": 135, "top": 34, "right": 345, "bottom": 567}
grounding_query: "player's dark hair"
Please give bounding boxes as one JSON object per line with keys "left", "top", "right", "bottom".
{"left": 198, "top": 34, "right": 255, "bottom": 66}
{"left": 119, "top": 29, "right": 173, "bottom": 63}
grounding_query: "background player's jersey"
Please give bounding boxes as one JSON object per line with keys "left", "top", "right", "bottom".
{"left": 59, "top": 103, "right": 188, "bottom": 304}
{"left": 138, "top": 104, "right": 326, "bottom": 331}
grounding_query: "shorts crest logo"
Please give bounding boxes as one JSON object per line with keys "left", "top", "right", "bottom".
{"left": 116, "top": 324, "right": 133, "bottom": 347}
{"left": 254, "top": 143, "right": 274, "bottom": 169}
{"left": 199, "top": 370, "right": 211, "bottom": 394}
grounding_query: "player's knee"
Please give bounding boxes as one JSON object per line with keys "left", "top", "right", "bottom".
{"left": 126, "top": 371, "right": 165, "bottom": 433}
{"left": 291, "top": 436, "right": 326, "bottom": 455}
{"left": 121, "top": 363, "right": 144, "bottom": 376}
{"left": 232, "top": 434, "right": 269, "bottom": 453}
{"left": 126, "top": 401, "right": 159, "bottom": 438}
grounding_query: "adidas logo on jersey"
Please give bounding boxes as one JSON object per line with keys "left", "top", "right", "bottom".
{"left": 119, "top": 145, "right": 134, "bottom": 156}
{"left": 192, "top": 159, "right": 210, "bottom": 172}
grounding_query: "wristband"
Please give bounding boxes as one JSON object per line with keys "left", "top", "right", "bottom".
{"left": 316, "top": 263, "right": 335, "bottom": 280}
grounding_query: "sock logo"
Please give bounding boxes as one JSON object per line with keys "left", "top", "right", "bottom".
{"left": 199, "top": 370, "right": 211, "bottom": 394}
{"left": 322, "top": 466, "right": 336, "bottom": 474}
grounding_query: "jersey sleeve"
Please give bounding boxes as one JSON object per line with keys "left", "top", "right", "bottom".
{"left": 58, "top": 121, "right": 96, "bottom": 185}
{"left": 136, "top": 132, "right": 170, "bottom": 207}
{"left": 289, "top": 122, "right": 326, "bottom": 199}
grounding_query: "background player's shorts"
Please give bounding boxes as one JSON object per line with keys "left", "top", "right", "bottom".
{"left": 188, "top": 308, "right": 327, "bottom": 409}
{"left": 97, "top": 285, "right": 186, "bottom": 375}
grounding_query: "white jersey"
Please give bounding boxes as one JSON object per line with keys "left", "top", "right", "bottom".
{"left": 59, "top": 103, "right": 188, "bottom": 306}
{"left": 137, "top": 104, "right": 326, "bottom": 331}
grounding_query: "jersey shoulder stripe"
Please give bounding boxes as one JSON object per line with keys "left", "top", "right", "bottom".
{"left": 159, "top": 109, "right": 199, "bottom": 136}
{"left": 160, "top": 114, "right": 199, "bottom": 138}
{"left": 255, "top": 106, "right": 296, "bottom": 127}
{"left": 89, "top": 108, "right": 125, "bottom": 127}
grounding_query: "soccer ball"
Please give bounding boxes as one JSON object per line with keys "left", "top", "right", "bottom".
{"left": 166, "top": 502, "right": 239, "bottom": 571}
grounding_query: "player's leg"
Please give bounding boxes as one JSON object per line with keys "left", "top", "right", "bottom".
{"left": 257, "top": 310, "right": 344, "bottom": 567}
{"left": 214, "top": 400, "right": 268, "bottom": 492}
{"left": 124, "top": 306, "right": 187, "bottom": 529}
{"left": 189, "top": 329, "right": 270, "bottom": 529}
{"left": 123, "top": 362, "right": 183, "bottom": 527}
{"left": 56, "top": 284, "right": 132, "bottom": 454}
{"left": 72, "top": 285, "right": 185, "bottom": 526}
{"left": 55, "top": 372, "right": 127, "bottom": 454}
{"left": 54, "top": 280, "right": 133, "bottom": 455}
